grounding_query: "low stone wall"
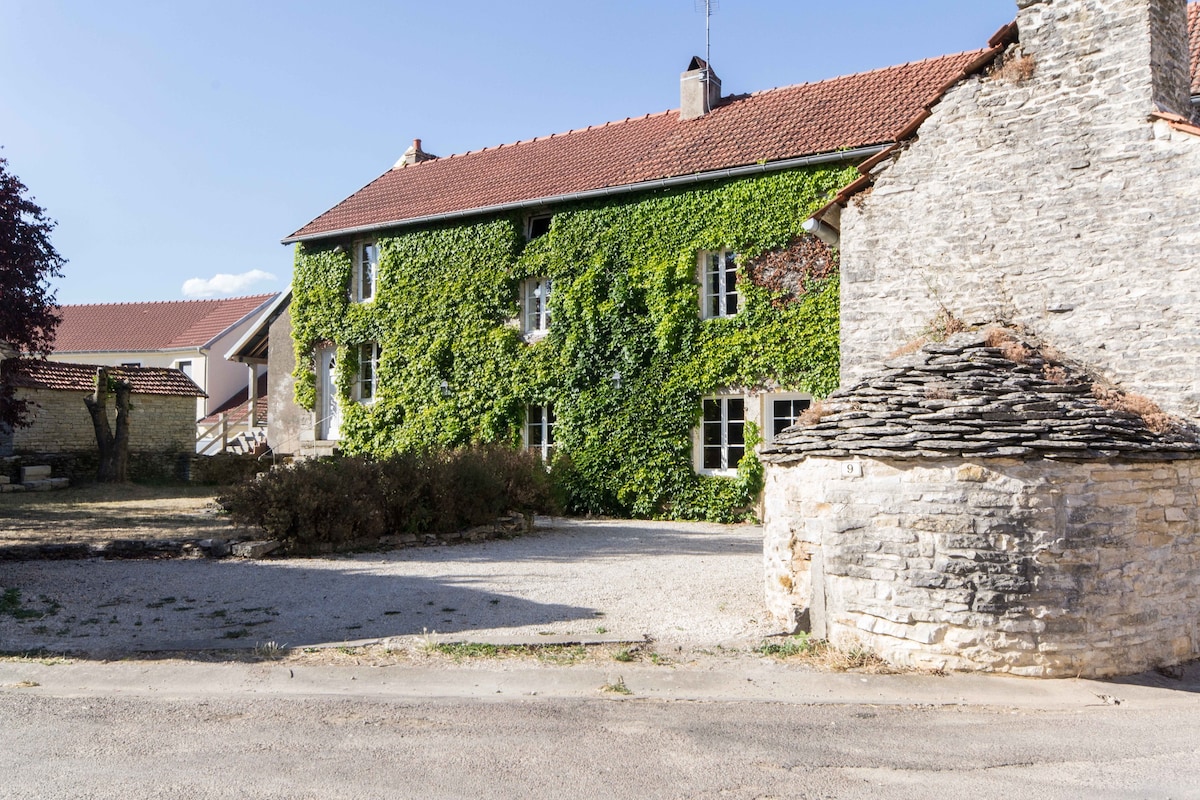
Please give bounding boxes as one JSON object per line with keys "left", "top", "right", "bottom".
{"left": 763, "top": 456, "right": 1200, "bottom": 677}
{"left": 2, "top": 451, "right": 194, "bottom": 485}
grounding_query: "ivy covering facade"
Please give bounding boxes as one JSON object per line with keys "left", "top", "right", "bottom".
{"left": 290, "top": 165, "right": 853, "bottom": 521}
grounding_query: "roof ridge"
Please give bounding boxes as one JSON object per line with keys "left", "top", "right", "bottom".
{"left": 436, "top": 109, "right": 677, "bottom": 161}
{"left": 740, "top": 49, "right": 991, "bottom": 101}
{"left": 61, "top": 293, "right": 275, "bottom": 309}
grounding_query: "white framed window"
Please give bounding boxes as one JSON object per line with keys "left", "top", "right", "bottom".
{"left": 699, "top": 395, "right": 746, "bottom": 474}
{"left": 354, "top": 240, "right": 379, "bottom": 303}
{"left": 522, "top": 277, "right": 552, "bottom": 334}
{"left": 525, "top": 403, "right": 555, "bottom": 461}
{"left": 526, "top": 213, "right": 553, "bottom": 240}
{"left": 700, "top": 249, "right": 738, "bottom": 319}
{"left": 764, "top": 392, "right": 812, "bottom": 442}
{"left": 356, "top": 342, "right": 378, "bottom": 403}
{"left": 120, "top": 361, "right": 142, "bottom": 367}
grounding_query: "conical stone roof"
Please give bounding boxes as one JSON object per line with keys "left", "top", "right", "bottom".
{"left": 760, "top": 330, "right": 1200, "bottom": 464}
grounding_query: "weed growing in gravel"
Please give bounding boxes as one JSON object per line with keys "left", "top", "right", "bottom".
{"left": 254, "top": 641, "right": 288, "bottom": 660}
{"left": 613, "top": 648, "right": 636, "bottom": 662}
{"left": 0, "top": 589, "right": 60, "bottom": 621}
{"left": 757, "top": 632, "right": 818, "bottom": 657}
{"left": 426, "top": 642, "right": 590, "bottom": 664}
{"left": 600, "top": 677, "right": 632, "bottom": 695}
{"left": 756, "top": 634, "right": 893, "bottom": 672}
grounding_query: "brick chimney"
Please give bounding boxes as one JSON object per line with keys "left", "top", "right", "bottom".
{"left": 392, "top": 139, "right": 438, "bottom": 170}
{"left": 680, "top": 56, "right": 722, "bottom": 120}
{"left": 1015, "top": 0, "right": 1192, "bottom": 118}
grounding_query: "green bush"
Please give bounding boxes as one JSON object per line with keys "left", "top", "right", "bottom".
{"left": 218, "top": 445, "right": 556, "bottom": 548}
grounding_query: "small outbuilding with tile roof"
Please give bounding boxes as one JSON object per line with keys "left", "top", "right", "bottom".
{"left": 0, "top": 360, "right": 206, "bottom": 479}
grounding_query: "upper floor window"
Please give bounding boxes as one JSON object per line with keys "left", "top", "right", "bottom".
{"left": 526, "top": 403, "right": 555, "bottom": 461}
{"left": 356, "top": 342, "right": 378, "bottom": 403}
{"left": 764, "top": 392, "right": 812, "bottom": 443}
{"left": 700, "top": 395, "right": 745, "bottom": 474}
{"left": 526, "top": 213, "right": 552, "bottom": 240}
{"left": 354, "top": 240, "right": 378, "bottom": 303}
{"left": 522, "top": 277, "right": 552, "bottom": 334}
{"left": 700, "top": 249, "right": 738, "bottom": 319}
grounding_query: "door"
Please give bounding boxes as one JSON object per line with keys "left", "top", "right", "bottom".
{"left": 317, "top": 346, "right": 341, "bottom": 440}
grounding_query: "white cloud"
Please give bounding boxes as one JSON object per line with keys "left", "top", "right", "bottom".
{"left": 182, "top": 269, "right": 277, "bottom": 298}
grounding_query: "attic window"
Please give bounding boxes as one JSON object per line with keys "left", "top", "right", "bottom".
{"left": 526, "top": 214, "right": 552, "bottom": 240}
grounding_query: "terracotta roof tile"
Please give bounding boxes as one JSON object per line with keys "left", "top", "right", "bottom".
{"left": 52, "top": 295, "right": 278, "bottom": 353}
{"left": 1190, "top": 1, "right": 1200, "bottom": 95}
{"left": 286, "top": 52, "right": 989, "bottom": 242}
{"left": 4, "top": 360, "right": 206, "bottom": 397}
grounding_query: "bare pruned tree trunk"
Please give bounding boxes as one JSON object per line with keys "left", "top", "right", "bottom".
{"left": 83, "top": 366, "right": 131, "bottom": 482}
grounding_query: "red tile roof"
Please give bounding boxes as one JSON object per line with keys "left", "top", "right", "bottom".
{"left": 52, "top": 295, "right": 278, "bottom": 354}
{"left": 1190, "top": 1, "right": 1200, "bottom": 95}
{"left": 286, "top": 52, "right": 991, "bottom": 242}
{"left": 5, "top": 360, "right": 206, "bottom": 397}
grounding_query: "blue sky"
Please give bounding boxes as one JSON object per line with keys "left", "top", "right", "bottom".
{"left": 2, "top": 0, "right": 1015, "bottom": 305}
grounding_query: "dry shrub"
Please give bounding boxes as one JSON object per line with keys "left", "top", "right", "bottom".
{"left": 924, "top": 384, "right": 954, "bottom": 400}
{"left": 926, "top": 308, "right": 965, "bottom": 341}
{"left": 757, "top": 635, "right": 895, "bottom": 673}
{"left": 991, "top": 51, "right": 1035, "bottom": 83}
{"left": 1092, "top": 385, "right": 1175, "bottom": 434}
{"left": 743, "top": 234, "right": 839, "bottom": 307}
{"left": 218, "top": 446, "right": 557, "bottom": 548}
{"left": 1042, "top": 364, "right": 1069, "bottom": 385}
{"left": 889, "top": 336, "right": 928, "bottom": 358}
{"left": 797, "top": 401, "right": 827, "bottom": 426}
{"left": 983, "top": 326, "right": 1031, "bottom": 363}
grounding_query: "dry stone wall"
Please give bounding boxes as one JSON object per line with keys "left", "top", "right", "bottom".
{"left": 763, "top": 456, "right": 1200, "bottom": 677}
{"left": 840, "top": 0, "right": 1200, "bottom": 418}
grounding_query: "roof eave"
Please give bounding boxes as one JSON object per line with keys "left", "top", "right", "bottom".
{"left": 281, "top": 146, "right": 889, "bottom": 246}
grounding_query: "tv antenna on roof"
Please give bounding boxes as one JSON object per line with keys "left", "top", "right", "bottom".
{"left": 694, "top": 0, "right": 718, "bottom": 72}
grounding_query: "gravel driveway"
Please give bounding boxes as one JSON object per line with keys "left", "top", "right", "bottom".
{"left": 0, "top": 518, "right": 780, "bottom": 656}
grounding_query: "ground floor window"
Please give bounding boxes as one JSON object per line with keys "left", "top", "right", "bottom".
{"left": 526, "top": 403, "right": 555, "bottom": 460}
{"left": 701, "top": 395, "right": 745, "bottom": 473}
{"left": 356, "top": 342, "right": 378, "bottom": 403}
{"left": 765, "top": 392, "right": 811, "bottom": 442}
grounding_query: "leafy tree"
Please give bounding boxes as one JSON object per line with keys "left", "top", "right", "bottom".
{"left": 0, "top": 154, "right": 65, "bottom": 428}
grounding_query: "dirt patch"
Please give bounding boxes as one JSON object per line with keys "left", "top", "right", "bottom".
{"left": 0, "top": 484, "right": 242, "bottom": 548}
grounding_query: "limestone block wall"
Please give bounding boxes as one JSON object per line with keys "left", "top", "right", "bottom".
{"left": 10, "top": 389, "right": 198, "bottom": 454}
{"left": 763, "top": 456, "right": 1200, "bottom": 677}
{"left": 840, "top": 0, "right": 1200, "bottom": 418}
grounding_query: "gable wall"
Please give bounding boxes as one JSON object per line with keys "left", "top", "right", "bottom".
{"left": 840, "top": 0, "right": 1200, "bottom": 418}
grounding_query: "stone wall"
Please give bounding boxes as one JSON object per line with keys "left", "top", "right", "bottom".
{"left": 266, "top": 305, "right": 308, "bottom": 455}
{"left": 10, "top": 388, "right": 197, "bottom": 453}
{"left": 763, "top": 456, "right": 1200, "bottom": 677}
{"left": 840, "top": 0, "right": 1200, "bottom": 418}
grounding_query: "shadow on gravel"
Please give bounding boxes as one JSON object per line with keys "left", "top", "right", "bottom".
{"left": 0, "top": 559, "right": 597, "bottom": 660}
{"left": 1104, "top": 660, "right": 1200, "bottom": 695}
{"left": 385, "top": 519, "right": 763, "bottom": 563}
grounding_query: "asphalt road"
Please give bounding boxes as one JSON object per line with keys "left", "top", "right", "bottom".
{"left": 2, "top": 659, "right": 1199, "bottom": 799}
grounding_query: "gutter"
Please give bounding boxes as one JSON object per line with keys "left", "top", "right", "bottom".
{"left": 280, "top": 145, "right": 889, "bottom": 245}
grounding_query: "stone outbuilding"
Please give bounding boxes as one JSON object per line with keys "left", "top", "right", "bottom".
{"left": 762, "top": 0, "right": 1200, "bottom": 677}
{"left": 0, "top": 359, "right": 206, "bottom": 481}
{"left": 761, "top": 330, "right": 1200, "bottom": 677}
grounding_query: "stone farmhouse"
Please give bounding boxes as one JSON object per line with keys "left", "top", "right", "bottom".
{"left": 0, "top": 359, "right": 205, "bottom": 481}
{"left": 762, "top": 0, "right": 1200, "bottom": 677}
{"left": 50, "top": 295, "right": 278, "bottom": 449}
{"left": 280, "top": 45, "right": 1020, "bottom": 519}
